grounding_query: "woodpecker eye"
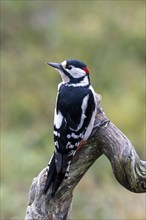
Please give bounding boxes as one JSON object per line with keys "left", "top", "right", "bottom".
{"left": 67, "top": 65, "right": 72, "bottom": 70}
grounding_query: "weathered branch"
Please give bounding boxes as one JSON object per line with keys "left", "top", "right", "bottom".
{"left": 25, "top": 94, "right": 146, "bottom": 220}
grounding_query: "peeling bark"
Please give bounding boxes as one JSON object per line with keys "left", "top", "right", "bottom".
{"left": 25, "top": 94, "right": 146, "bottom": 220}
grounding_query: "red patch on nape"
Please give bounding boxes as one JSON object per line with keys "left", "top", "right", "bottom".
{"left": 83, "top": 66, "right": 89, "bottom": 75}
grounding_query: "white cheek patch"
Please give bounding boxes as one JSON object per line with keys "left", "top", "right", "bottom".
{"left": 69, "top": 67, "right": 85, "bottom": 78}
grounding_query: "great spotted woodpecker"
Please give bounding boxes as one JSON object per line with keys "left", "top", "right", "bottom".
{"left": 44, "top": 59, "right": 97, "bottom": 196}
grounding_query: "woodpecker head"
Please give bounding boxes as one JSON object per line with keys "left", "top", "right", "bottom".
{"left": 47, "top": 59, "right": 90, "bottom": 84}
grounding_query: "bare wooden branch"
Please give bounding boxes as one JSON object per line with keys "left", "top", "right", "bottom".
{"left": 25, "top": 94, "right": 146, "bottom": 220}
{"left": 95, "top": 119, "right": 146, "bottom": 193}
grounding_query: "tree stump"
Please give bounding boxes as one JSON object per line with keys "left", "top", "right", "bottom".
{"left": 25, "top": 94, "right": 146, "bottom": 220}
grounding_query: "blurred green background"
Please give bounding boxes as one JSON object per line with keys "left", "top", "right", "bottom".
{"left": 1, "top": 1, "right": 145, "bottom": 219}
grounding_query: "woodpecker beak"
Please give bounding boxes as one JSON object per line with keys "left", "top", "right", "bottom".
{"left": 47, "top": 62, "right": 62, "bottom": 70}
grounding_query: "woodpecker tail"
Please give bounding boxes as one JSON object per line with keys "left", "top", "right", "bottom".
{"left": 43, "top": 151, "right": 74, "bottom": 197}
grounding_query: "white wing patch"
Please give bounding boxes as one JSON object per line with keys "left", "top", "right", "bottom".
{"left": 77, "top": 94, "right": 89, "bottom": 131}
{"left": 83, "top": 85, "right": 97, "bottom": 141}
{"left": 54, "top": 109, "right": 63, "bottom": 129}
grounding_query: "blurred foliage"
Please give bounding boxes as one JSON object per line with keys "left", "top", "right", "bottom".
{"left": 1, "top": 1, "right": 145, "bottom": 219}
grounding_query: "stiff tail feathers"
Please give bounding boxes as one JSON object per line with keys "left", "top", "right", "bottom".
{"left": 43, "top": 153, "right": 57, "bottom": 194}
{"left": 43, "top": 151, "right": 74, "bottom": 197}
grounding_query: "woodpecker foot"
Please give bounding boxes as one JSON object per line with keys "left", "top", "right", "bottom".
{"left": 91, "top": 119, "right": 110, "bottom": 137}
{"left": 77, "top": 140, "right": 87, "bottom": 152}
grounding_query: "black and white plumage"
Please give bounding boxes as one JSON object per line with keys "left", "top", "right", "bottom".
{"left": 44, "top": 59, "right": 97, "bottom": 196}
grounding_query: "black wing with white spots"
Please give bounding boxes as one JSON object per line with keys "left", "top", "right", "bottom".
{"left": 44, "top": 84, "right": 96, "bottom": 196}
